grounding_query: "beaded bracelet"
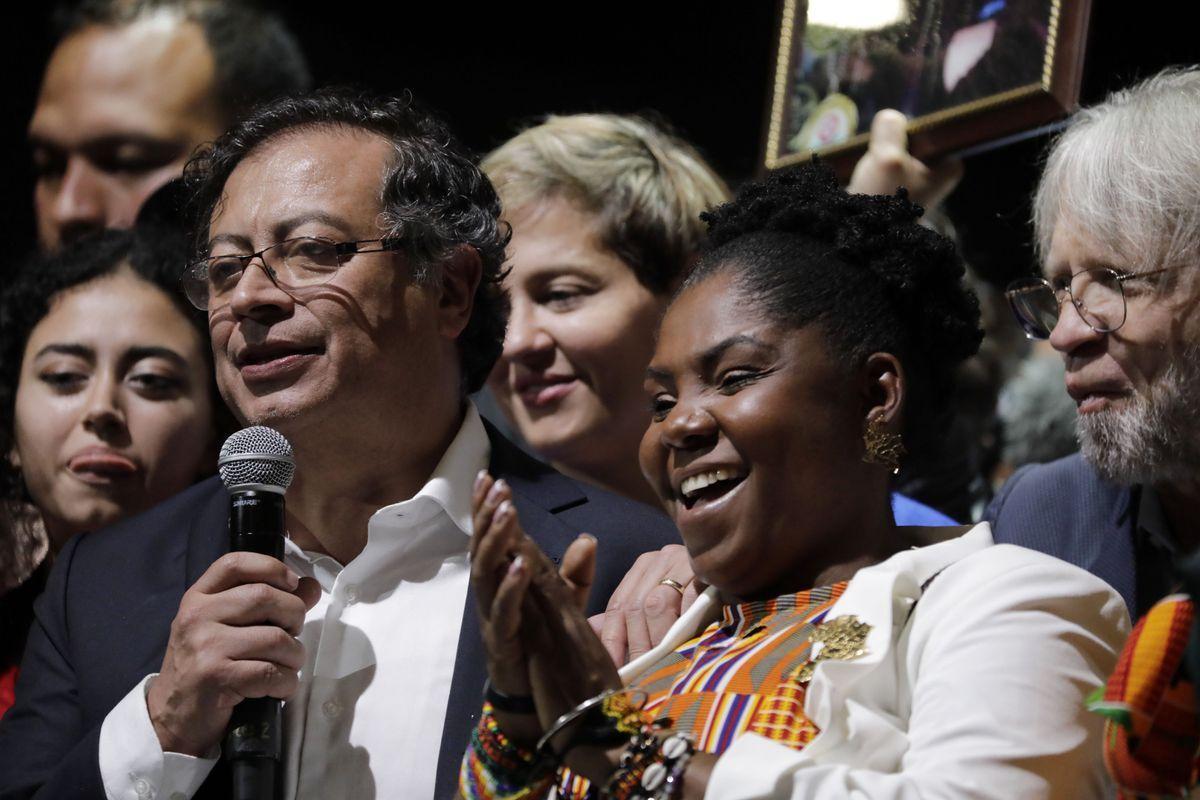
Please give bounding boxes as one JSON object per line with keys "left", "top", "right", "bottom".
{"left": 602, "top": 729, "right": 695, "bottom": 800}
{"left": 601, "top": 724, "right": 661, "bottom": 800}
{"left": 460, "top": 702, "right": 553, "bottom": 800}
{"left": 641, "top": 733, "right": 695, "bottom": 799}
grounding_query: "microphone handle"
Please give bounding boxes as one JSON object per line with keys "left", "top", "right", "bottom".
{"left": 225, "top": 489, "right": 286, "bottom": 800}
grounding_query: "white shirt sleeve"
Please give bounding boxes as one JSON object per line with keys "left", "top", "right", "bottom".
{"left": 98, "top": 674, "right": 219, "bottom": 800}
{"left": 705, "top": 549, "right": 1130, "bottom": 799}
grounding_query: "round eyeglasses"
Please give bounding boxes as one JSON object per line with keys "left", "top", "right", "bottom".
{"left": 182, "top": 236, "right": 403, "bottom": 310}
{"left": 1004, "top": 266, "right": 1175, "bottom": 340}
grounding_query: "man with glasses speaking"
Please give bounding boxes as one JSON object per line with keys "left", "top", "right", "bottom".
{"left": 0, "top": 89, "right": 677, "bottom": 799}
{"left": 988, "top": 68, "right": 1200, "bottom": 619}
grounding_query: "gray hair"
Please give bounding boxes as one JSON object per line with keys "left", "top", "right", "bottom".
{"left": 1077, "top": 343, "right": 1200, "bottom": 485}
{"left": 1034, "top": 67, "right": 1200, "bottom": 275}
{"left": 483, "top": 114, "right": 730, "bottom": 293}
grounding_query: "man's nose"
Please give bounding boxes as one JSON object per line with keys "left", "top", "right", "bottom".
{"left": 1048, "top": 299, "right": 1105, "bottom": 356}
{"left": 228, "top": 259, "right": 296, "bottom": 322}
{"left": 48, "top": 157, "right": 108, "bottom": 245}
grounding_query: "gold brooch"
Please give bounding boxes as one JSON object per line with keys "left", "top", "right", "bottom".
{"left": 796, "top": 615, "right": 872, "bottom": 684}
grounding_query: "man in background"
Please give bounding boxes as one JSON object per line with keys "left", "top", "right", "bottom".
{"left": 28, "top": 0, "right": 310, "bottom": 250}
{"left": 988, "top": 68, "right": 1200, "bottom": 617}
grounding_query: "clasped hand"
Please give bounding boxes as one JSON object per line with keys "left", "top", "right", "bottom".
{"left": 469, "top": 471, "right": 625, "bottom": 781}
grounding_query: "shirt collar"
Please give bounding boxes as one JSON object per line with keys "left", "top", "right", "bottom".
{"left": 372, "top": 401, "right": 489, "bottom": 538}
{"left": 282, "top": 404, "right": 490, "bottom": 575}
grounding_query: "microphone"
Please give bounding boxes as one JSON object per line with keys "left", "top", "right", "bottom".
{"left": 218, "top": 426, "right": 295, "bottom": 800}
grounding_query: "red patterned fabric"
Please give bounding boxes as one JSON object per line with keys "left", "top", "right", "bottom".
{"left": 0, "top": 665, "right": 18, "bottom": 720}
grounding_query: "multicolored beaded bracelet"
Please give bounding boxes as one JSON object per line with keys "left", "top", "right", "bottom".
{"left": 461, "top": 702, "right": 553, "bottom": 800}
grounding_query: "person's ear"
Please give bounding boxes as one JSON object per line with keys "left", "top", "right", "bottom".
{"left": 860, "top": 352, "right": 905, "bottom": 431}
{"left": 435, "top": 245, "right": 483, "bottom": 341}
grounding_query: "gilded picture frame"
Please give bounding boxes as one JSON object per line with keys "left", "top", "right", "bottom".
{"left": 761, "top": 0, "right": 1092, "bottom": 173}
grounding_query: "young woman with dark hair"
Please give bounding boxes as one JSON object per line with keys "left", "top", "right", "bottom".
{"left": 0, "top": 223, "right": 228, "bottom": 716}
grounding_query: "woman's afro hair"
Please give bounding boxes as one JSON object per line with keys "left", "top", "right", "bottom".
{"left": 684, "top": 161, "right": 982, "bottom": 453}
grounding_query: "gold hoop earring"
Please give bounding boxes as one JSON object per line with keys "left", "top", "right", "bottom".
{"left": 862, "top": 416, "right": 905, "bottom": 475}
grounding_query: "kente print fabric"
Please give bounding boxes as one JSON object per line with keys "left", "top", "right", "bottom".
{"left": 1088, "top": 594, "right": 1199, "bottom": 799}
{"left": 554, "top": 581, "right": 849, "bottom": 799}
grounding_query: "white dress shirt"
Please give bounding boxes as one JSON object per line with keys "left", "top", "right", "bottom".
{"left": 98, "top": 405, "right": 490, "bottom": 800}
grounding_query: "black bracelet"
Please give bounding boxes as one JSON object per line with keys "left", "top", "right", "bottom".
{"left": 484, "top": 678, "right": 538, "bottom": 715}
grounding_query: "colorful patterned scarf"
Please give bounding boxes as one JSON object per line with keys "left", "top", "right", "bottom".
{"left": 1088, "top": 594, "right": 1199, "bottom": 798}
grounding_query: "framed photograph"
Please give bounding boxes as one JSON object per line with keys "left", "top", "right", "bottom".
{"left": 761, "top": 0, "right": 1092, "bottom": 173}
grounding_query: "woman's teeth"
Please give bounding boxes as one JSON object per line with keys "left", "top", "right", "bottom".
{"left": 681, "top": 469, "right": 742, "bottom": 500}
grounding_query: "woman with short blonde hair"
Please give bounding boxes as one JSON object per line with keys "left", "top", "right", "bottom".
{"left": 483, "top": 113, "right": 729, "bottom": 507}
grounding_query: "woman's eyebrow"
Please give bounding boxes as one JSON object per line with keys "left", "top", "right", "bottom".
{"left": 644, "top": 334, "right": 777, "bottom": 385}
{"left": 33, "top": 342, "right": 94, "bottom": 361}
{"left": 698, "top": 334, "right": 776, "bottom": 371}
{"left": 121, "top": 346, "right": 188, "bottom": 369}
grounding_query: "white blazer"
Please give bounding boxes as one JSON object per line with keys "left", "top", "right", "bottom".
{"left": 627, "top": 523, "right": 1131, "bottom": 800}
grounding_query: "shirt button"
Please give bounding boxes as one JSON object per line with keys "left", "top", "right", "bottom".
{"left": 322, "top": 699, "right": 343, "bottom": 718}
{"left": 343, "top": 584, "right": 359, "bottom": 604}
{"left": 133, "top": 777, "right": 152, "bottom": 797}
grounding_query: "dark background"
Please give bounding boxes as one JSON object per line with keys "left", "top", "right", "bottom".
{"left": 2, "top": 1, "right": 1195, "bottom": 285}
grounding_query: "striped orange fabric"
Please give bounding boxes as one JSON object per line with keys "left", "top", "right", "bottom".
{"left": 633, "top": 582, "right": 846, "bottom": 753}
{"left": 1088, "top": 594, "right": 1198, "bottom": 798}
{"left": 554, "top": 582, "right": 846, "bottom": 798}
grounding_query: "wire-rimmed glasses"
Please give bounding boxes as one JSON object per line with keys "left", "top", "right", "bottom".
{"left": 182, "top": 236, "right": 403, "bottom": 310}
{"left": 1004, "top": 266, "right": 1175, "bottom": 340}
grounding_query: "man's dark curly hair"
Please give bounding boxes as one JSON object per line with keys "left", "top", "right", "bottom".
{"left": 183, "top": 87, "right": 510, "bottom": 395}
{"left": 684, "top": 161, "right": 982, "bottom": 455}
{"left": 0, "top": 226, "right": 232, "bottom": 507}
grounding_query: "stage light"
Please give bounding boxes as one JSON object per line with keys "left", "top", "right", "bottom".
{"left": 806, "top": 0, "right": 907, "bottom": 30}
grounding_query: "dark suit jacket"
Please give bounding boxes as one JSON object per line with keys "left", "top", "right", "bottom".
{"left": 0, "top": 425, "right": 678, "bottom": 799}
{"left": 984, "top": 452, "right": 1141, "bottom": 616}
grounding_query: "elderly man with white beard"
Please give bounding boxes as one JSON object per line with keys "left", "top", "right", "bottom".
{"left": 988, "top": 67, "right": 1200, "bottom": 619}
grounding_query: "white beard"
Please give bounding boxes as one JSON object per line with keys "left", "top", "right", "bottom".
{"left": 1077, "top": 349, "right": 1200, "bottom": 485}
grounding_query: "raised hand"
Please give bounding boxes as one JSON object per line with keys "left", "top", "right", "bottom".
{"left": 848, "top": 109, "right": 964, "bottom": 211}
{"left": 470, "top": 472, "right": 622, "bottom": 748}
{"left": 469, "top": 472, "right": 537, "bottom": 703}
{"left": 146, "top": 552, "right": 320, "bottom": 756}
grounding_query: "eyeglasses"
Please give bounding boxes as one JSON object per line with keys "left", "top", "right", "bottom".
{"left": 182, "top": 236, "right": 403, "bottom": 310}
{"left": 1004, "top": 266, "right": 1177, "bottom": 340}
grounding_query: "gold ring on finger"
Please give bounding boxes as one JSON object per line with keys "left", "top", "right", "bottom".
{"left": 657, "top": 578, "right": 686, "bottom": 596}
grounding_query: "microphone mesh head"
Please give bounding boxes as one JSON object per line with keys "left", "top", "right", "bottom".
{"left": 218, "top": 426, "right": 295, "bottom": 491}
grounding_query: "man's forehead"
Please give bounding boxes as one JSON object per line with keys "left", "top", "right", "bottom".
{"left": 29, "top": 17, "right": 221, "bottom": 146}
{"left": 1043, "top": 217, "right": 1128, "bottom": 277}
{"left": 211, "top": 127, "right": 395, "bottom": 238}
